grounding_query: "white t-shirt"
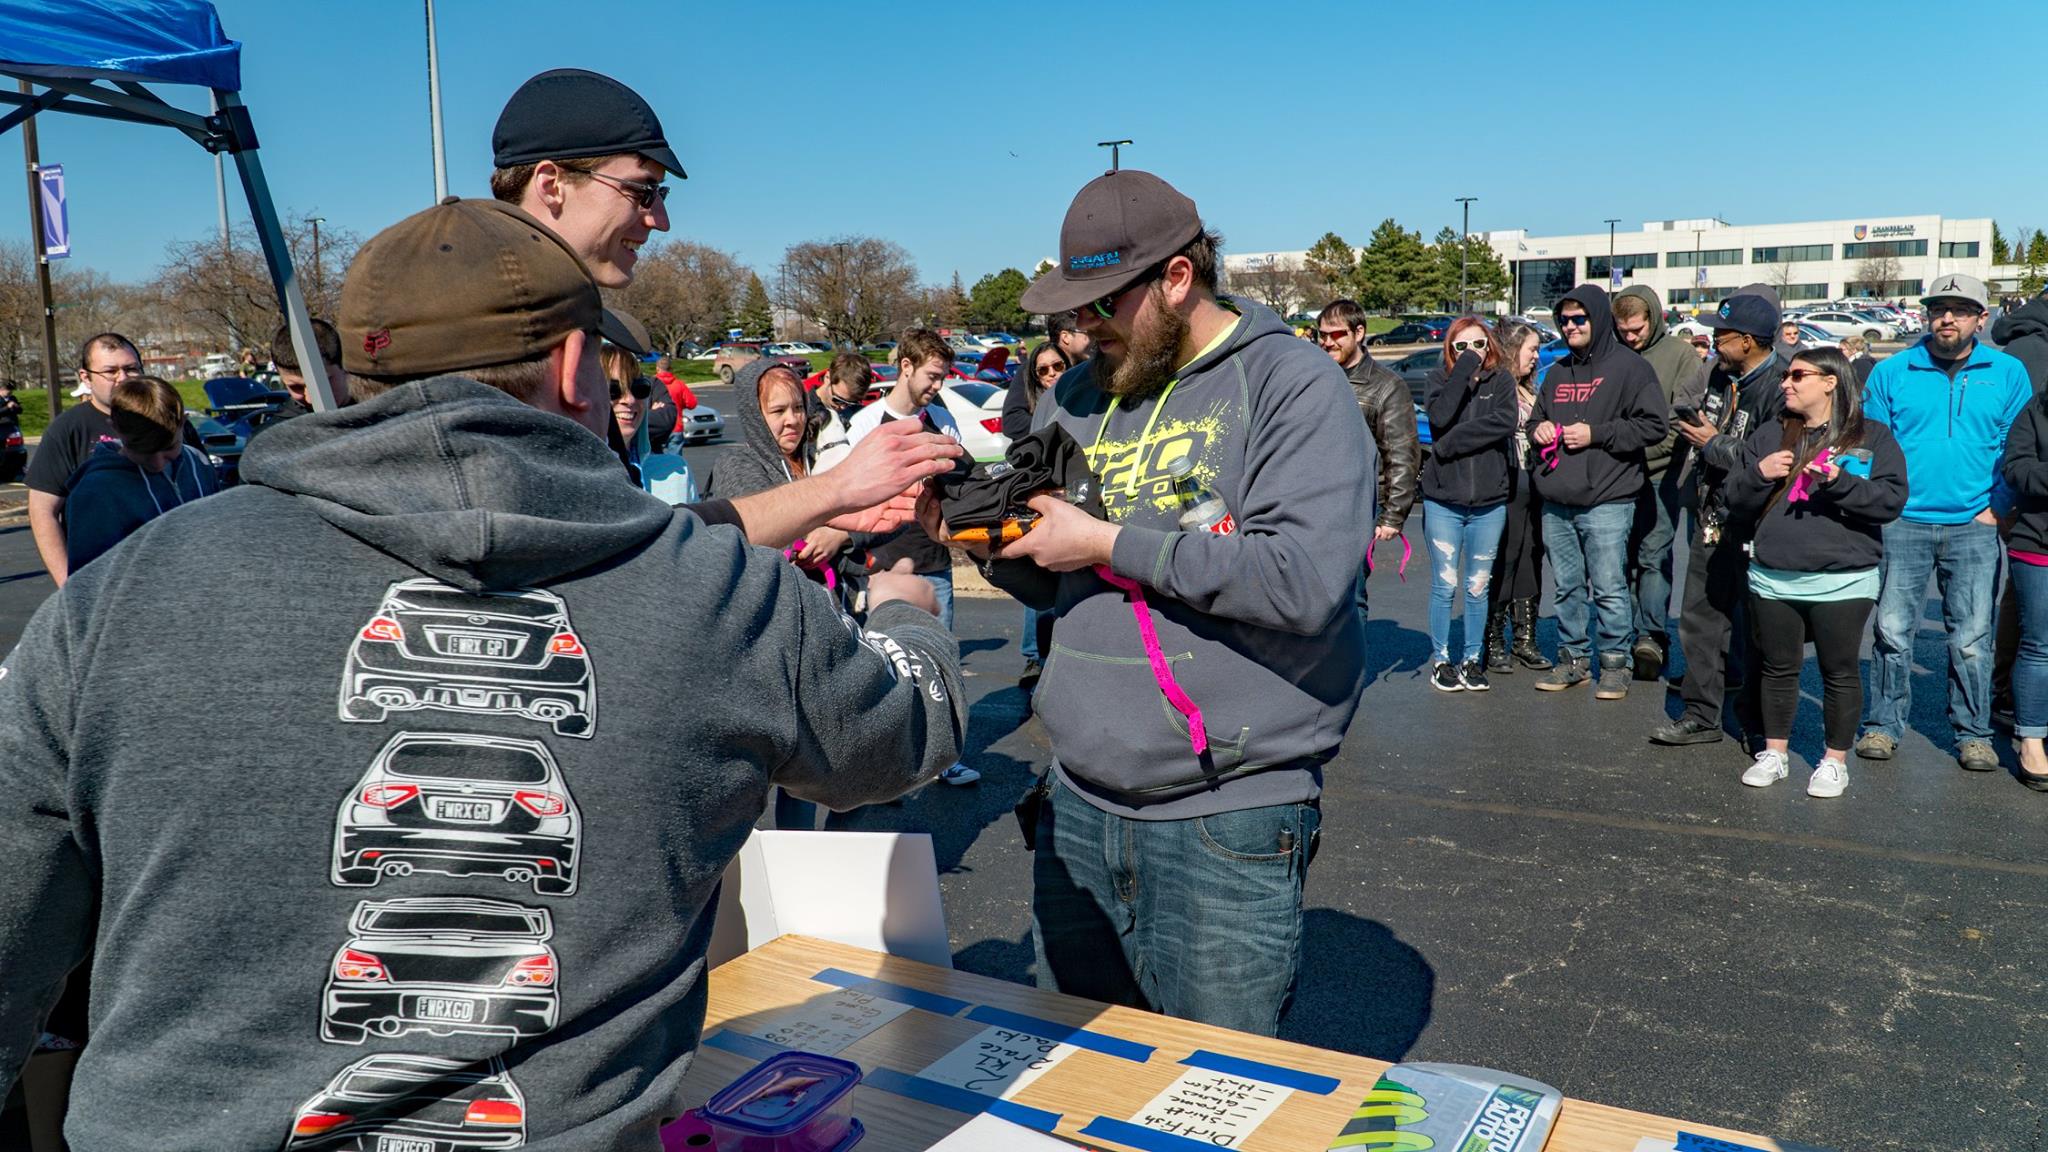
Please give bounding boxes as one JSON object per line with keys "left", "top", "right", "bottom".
{"left": 836, "top": 395, "right": 963, "bottom": 465}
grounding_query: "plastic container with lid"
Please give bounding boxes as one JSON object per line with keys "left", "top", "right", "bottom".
{"left": 686, "top": 1051, "right": 865, "bottom": 1152}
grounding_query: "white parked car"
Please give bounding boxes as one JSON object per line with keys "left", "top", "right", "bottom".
{"left": 676, "top": 404, "right": 725, "bottom": 444}
{"left": 937, "top": 381, "right": 1009, "bottom": 464}
{"left": 1670, "top": 318, "right": 1718, "bottom": 339}
{"left": 764, "top": 342, "right": 817, "bottom": 357}
{"left": 1801, "top": 311, "right": 1898, "bottom": 341}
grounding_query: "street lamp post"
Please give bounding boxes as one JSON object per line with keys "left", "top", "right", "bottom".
{"left": 425, "top": 0, "right": 448, "bottom": 202}
{"left": 308, "top": 216, "right": 324, "bottom": 313}
{"left": 1096, "top": 139, "right": 1132, "bottom": 172}
{"left": 1455, "top": 196, "right": 1477, "bottom": 313}
{"left": 1604, "top": 218, "right": 1620, "bottom": 287}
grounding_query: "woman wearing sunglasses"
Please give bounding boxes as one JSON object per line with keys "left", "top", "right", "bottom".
{"left": 1420, "top": 317, "right": 1520, "bottom": 691}
{"left": 1005, "top": 340, "right": 1072, "bottom": 693}
{"left": 1485, "top": 319, "right": 1553, "bottom": 673}
{"left": 1999, "top": 384, "right": 2048, "bottom": 790}
{"left": 1720, "top": 347, "right": 1906, "bottom": 797}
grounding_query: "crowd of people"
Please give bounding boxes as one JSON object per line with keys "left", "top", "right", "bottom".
{"left": 4, "top": 57, "right": 2048, "bottom": 1149}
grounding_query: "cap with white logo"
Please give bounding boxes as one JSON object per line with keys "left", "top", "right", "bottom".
{"left": 1921, "top": 273, "right": 1988, "bottom": 311}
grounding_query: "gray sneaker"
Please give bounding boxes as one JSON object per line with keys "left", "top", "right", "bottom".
{"left": 1593, "top": 654, "right": 1631, "bottom": 700}
{"left": 1534, "top": 656, "right": 1589, "bottom": 692}
{"left": 1957, "top": 740, "right": 2000, "bottom": 772}
{"left": 1854, "top": 731, "right": 1896, "bottom": 761}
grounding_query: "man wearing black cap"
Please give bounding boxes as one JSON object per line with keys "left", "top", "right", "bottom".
{"left": 978, "top": 170, "right": 1372, "bottom": 1035}
{"left": 0, "top": 197, "right": 966, "bottom": 1145}
{"left": 1651, "top": 289, "right": 1784, "bottom": 747}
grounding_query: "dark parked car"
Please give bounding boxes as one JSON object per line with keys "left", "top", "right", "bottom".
{"left": 1382, "top": 349, "right": 1440, "bottom": 446}
{"left": 1368, "top": 319, "right": 1452, "bottom": 346}
{"left": 286, "top": 1053, "right": 526, "bottom": 1149}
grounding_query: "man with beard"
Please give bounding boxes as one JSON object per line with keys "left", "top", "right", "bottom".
{"left": 1613, "top": 286, "right": 1706, "bottom": 680}
{"left": 973, "top": 169, "right": 1371, "bottom": 1035}
{"left": 1317, "top": 297, "right": 1419, "bottom": 616}
{"left": 1050, "top": 309, "right": 1094, "bottom": 363}
{"left": 1856, "top": 274, "right": 2030, "bottom": 771}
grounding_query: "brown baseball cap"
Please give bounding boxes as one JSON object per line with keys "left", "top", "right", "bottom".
{"left": 341, "top": 197, "right": 604, "bottom": 377}
{"left": 1019, "top": 169, "right": 1203, "bottom": 317}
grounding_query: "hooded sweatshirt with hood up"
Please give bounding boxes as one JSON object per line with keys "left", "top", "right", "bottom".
{"left": 986, "top": 297, "right": 1372, "bottom": 820}
{"left": 1527, "top": 284, "right": 1670, "bottom": 508}
{"left": 704, "top": 357, "right": 820, "bottom": 500}
{"left": 1614, "top": 285, "right": 1707, "bottom": 481}
{"left": 0, "top": 377, "right": 965, "bottom": 1150}
{"left": 1993, "top": 293, "right": 2048, "bottom": 393}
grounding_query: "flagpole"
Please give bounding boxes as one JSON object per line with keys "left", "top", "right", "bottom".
{"left": 19, "top": 79, "right": 60, "bottom": 416}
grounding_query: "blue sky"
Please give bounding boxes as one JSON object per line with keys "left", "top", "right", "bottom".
{"left": 10, "top": 0, "right": 2047, "bottom": 287}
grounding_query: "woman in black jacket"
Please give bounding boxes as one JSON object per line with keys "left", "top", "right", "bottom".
{"left": 1485, "top": 319, "right": 1551, "bottom": 673}
{"left": 1722, "top": 347, "right": 1907, "bottom": 798}
{"left": 1420, "top": 317, "right": 1519, "bottom": 692}
{"left": 1998, "top": 389, "right": 2048, "bottom": 789}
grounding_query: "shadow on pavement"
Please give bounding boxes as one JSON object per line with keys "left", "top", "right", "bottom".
{"left": 1365, "top": 617, "right": 1429, "bottom": 685}
{"left": 1280, "top": 909, "right": 1433, "bottom": 1062}
{"left": 954, "top": 929, "right": 1036, "bottom": 987}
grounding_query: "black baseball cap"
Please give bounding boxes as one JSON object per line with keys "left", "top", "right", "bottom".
{"left": 493, "top": 68, "right": 686, "bottom": 179}
{"left": 1020, "top": 169, "right": 1202, "bottom": 316}
{"left": 1703, "top": 292, "right": 1780, "bottom": 342}
{"left": 599, "top": 307, "right": 651, "bottom": 358}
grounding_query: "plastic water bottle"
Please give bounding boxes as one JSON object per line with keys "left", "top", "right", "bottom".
{"left": 1165, "top": 456, "right": 1236, "bottom": 535}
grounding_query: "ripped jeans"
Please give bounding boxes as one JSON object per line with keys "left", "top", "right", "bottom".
{"left": 1422, "top": 498, "right": 1507, "bottom": 664}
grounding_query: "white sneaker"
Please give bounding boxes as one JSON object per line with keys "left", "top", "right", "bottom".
{"left": 939, "top": 763, "right": 981, "bottom": 786}
{"left": 1807, "top": 757, "right": 1848, "bottom": 798}
{"left": 1741, "top": 749, "right": 1789, "bottom": 787}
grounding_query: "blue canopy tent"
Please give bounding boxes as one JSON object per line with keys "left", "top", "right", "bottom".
{"left": 0, "top": 0, "right": 336, "bottom": 409}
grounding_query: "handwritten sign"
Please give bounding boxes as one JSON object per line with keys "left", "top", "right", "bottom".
{"left": 1131, "top": 1068, "right": 1293, "bottom": 1147}
{"left": 917, "top": 1025, "right": 1078, "bottom": 1098}
{"left": 738, "top": 987, "right": 912, "bottom": 1055}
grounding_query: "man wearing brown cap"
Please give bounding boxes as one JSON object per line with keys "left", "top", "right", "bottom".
{"left": 977, "top": 170, "right": 1372, "bottom": 1035}
{"left": 0, "top": 198, "right": 966, "bottom": 1146}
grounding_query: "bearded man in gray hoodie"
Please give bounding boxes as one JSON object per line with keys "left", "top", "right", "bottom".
{"left": 1613, "top": 286, "right": 1707, "bottom": 680}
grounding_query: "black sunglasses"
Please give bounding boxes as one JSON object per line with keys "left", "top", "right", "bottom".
{"left": 1086, "top": 261, "right": 1166, "bottom": 320}
{"left": 1558, "top": 314, "right": 1591, "bottom": 327}
{"left": 587, "top": 170, "right": 670, "bottom": 211}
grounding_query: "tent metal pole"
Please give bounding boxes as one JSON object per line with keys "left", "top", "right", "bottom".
{"left": 18, "top": 79, "right": 60, "bottom": 417}
{"left": 214, "top": 90, "right": 334, "bottom": 412}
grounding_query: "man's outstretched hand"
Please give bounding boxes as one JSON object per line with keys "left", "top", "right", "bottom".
{"left": 829, "top": 420, "right": 961, "bottom": 513}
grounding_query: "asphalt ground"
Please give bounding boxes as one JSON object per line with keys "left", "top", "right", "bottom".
{"left": 2, "top": 382, "right": 2043, "bottom": 1150}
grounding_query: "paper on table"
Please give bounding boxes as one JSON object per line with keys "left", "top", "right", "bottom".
{"left": 916, "top": 1024, "right": 1079, "bottom": 1098}
{"left": 1130, "top": 1067, "right": 1294, "bottom": 1148}
{"left": 1632, "top": 1141, "right": 1678, "bottom": 1152}
{"left": 928, "top": 1112, "right": 1077, "bottom": 1150}
{"left": 735, "top": 985, "right": 913, "bottom": 1055}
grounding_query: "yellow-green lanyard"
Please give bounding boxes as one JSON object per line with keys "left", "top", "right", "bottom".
{"left": 1090, "top": 375, "right": 1183, "bottom": 501}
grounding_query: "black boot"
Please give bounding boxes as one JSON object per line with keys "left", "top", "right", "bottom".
{"left": 1510, "top": 598, "right": 1552, "bottom": 670}
{"left": 1485, "top": 602, "right": 1513, "bottom": 673}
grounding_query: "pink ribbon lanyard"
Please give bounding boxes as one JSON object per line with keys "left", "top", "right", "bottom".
{"left": 783, "top": 540, "right": 838, "bottom": 590}
{"left": 1366, "top": 533, "right": 1411, "bottom": 580}
{"left": 1785, "top": 448, "right": 1835, "bottom": 505}
{"left": 1092, "top": 564, "right": 1208, "bottom": 756}
{"left": 1538, "top": 436, "right": 1562, "bottom": 472}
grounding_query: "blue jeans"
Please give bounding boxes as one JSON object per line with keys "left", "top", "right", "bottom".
{"left": 1866, "top": 519, "right": 2003, "bottom": 745}
{"left": 1021, "top": 604, "right": 1043, "bottom": 663}
{"left": 1423, "top": 499, "right": 1506, "bottom": 663}
{"left": 1631, "top": 474, "right": 1682, "bottom": 643}
{"left": 2012, "top": 560, "right": 2048, "bottom": 739}
{"left": 1541, "top": 500, "right": 1634, "bottom": 662}
{"left": 1032, "top": 774, "right": 1320, "bottom": 1036}
{"left": 919, "top": 569, "right": 955, "bottom": 631}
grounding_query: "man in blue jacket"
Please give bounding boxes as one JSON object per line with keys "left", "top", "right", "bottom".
{"left": 1857, "top": 273, "right": 2032, "bottom": 770}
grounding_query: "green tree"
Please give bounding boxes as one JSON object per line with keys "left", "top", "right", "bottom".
{"left": 937, "top": 271, "right": 970, "bottom": 328}
{"left": 1302, "top": 231, "right": 1358, "bottom": 303}
{"left": 966, "top": 267, "right": 1031, "bottom": 331}
{"left": 1993, "top": 221, "right": 2010, "bottom": 265}
{"left": 2023, "top": 230, "right": 2048, "bottom": 296}
{"left": 1461, "top": 235, "right": 1511, "bottom": 307}
{"left": 736, "top": 272, "right": 774, "bottom": 340}
{"left": 2029, "top": 231, "right": 2048, "bottom": 265}
{"left": 1355, "top": 218, "right": 1432, "bottom": 313}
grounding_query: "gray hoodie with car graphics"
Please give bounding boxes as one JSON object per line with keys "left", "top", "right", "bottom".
{"left": 0, "top": 377, "right": 963, "bottom": 1149}
{"left": 987, "top": 297, "right": 1372, "bottom": 820}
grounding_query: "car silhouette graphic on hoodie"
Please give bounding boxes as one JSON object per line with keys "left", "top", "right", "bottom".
{"left": 285, "top": 1052, "right": 526, "bottom": 1150}
{"left": 321, "top": 897, "right": 557, "bottom": 1046}
{"left": 340, "top": 579, "right": 596, "bottom": 738}
{"left": 333, "top": 731, "right": 579, "bottom": 897}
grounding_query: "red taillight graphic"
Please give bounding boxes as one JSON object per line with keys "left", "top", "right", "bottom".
{"left": 360, "top": 617, "right": 402, "bottom": 642}
{"left": 4, "top": 432, "right": 20, "bottom": 448}
{"left": 359, "top": 783, "right": 419, "bottom": 809}
{"left": 334, "top": 948, "right": 386, "bottom": 982}
{"left": 513, "top": 790, "right": 566, "bottom": 818}
{"left": 547, "top": 631, "right": 584, "bottom": 656}
{"left": 979, "top": 417, "right": 1004, "bottom": 434}
{"left": 508, "top": 954, "right": 555, "bottom": 987}
{"left": 466, "top": 1096, "right": 525, "bottom": 1126}
{"left": 292, "top": 1110, "right": 353, "bottom": 1136}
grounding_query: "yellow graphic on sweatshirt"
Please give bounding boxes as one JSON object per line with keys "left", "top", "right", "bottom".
{"left": 1085, "top": 404, "right": 1234, "bottom": 522}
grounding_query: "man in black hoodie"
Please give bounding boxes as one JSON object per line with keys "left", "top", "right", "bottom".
{"left": 1993, "top": 291, "right": 2048, "bottom": 393}
{"left": 1651, "top": 290, "right": 1783, "bottom": 747}
{"left": 0, "top": 198, "right": 966, "bottom": 1148}
{"left": 1527, "top": 285, "right": 1669, "bottom": 697}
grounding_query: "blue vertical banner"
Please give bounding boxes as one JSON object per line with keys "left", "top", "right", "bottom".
{"left": 37, "top": 164, "right": 68, "bottom": 260}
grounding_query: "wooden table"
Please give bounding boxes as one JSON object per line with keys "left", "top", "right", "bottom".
{"left": 678, "top": 936, "right": 1791, "bottom": 1152}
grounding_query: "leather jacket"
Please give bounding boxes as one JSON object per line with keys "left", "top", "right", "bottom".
{"left": 1346, "top": 354, "right": 1420, "bottom": 530}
